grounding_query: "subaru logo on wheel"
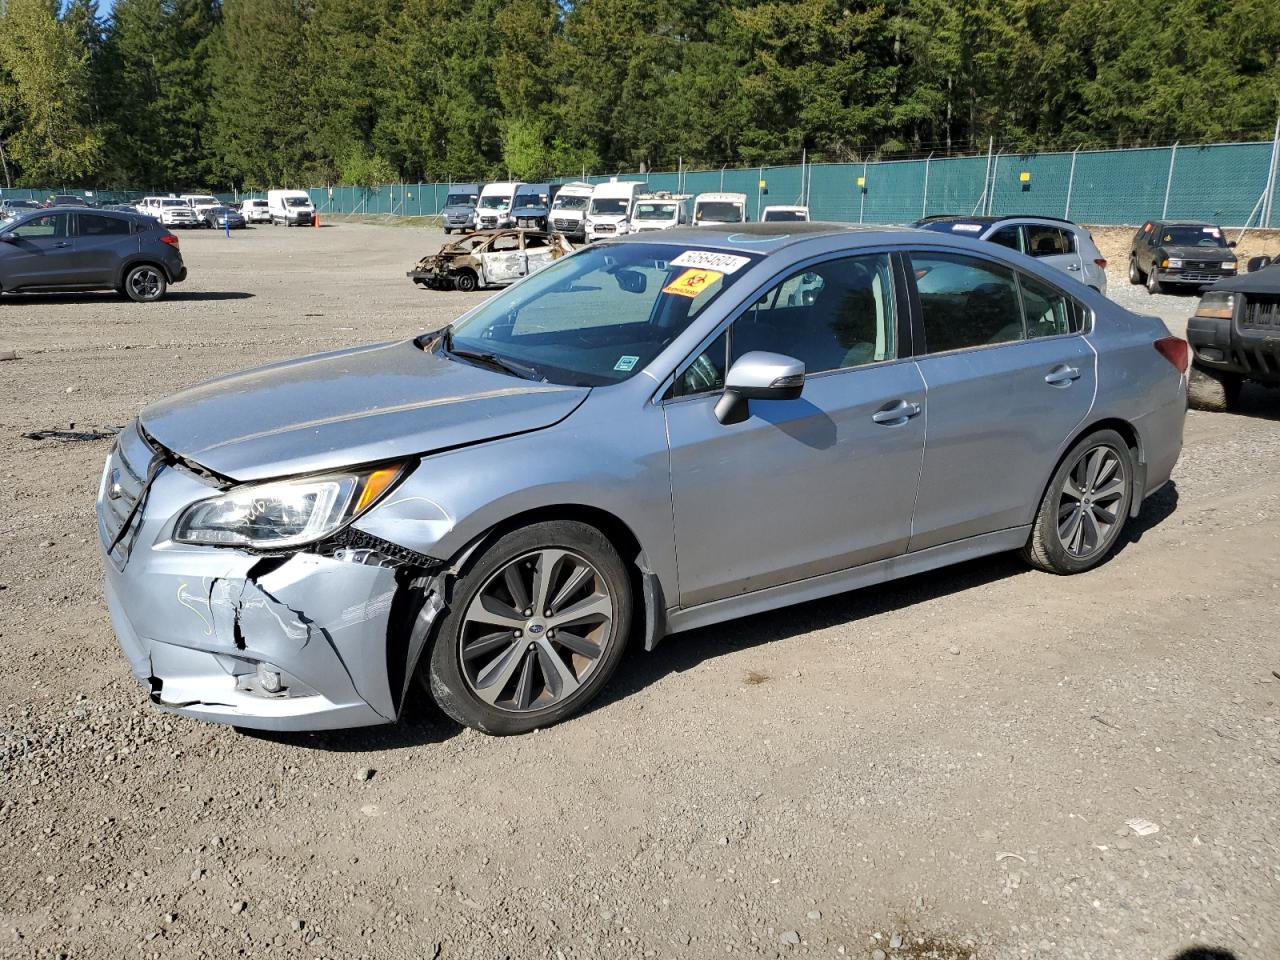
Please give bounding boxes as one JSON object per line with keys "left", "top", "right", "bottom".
{"left": 527, "top": 624, "right": 544, "bottom": 635}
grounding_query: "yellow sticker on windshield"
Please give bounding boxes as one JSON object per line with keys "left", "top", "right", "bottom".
{"left": 663, "top": 268, "right": 723, "bottom": 298}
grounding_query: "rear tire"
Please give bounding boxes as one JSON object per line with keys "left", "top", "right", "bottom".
{"left": 1187, "top": 364, "right": 1242, "bottom": 412}
{"left": 1022, "top": 429, "right": 1134, "bottom": 575}
{"left": 123, "top": 264, "right": 167, "bottom": 303}
{"left": 423, "top": 520, "right": 633, "bottom": 735}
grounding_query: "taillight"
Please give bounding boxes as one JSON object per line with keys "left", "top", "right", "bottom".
{"left": 160, "top": 234, "right": 179, "bottom": 247}
{"left": 1094, "top": 258, "right": 1107, "bottom": 269}
{"left": 1154, "top": 336, "right": 1189, "bottom": 373}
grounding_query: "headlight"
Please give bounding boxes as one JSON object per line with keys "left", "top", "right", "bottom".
{"left": 175, "top": 464, "right": 404, "bottom": 548}
{"left": 1223, "top": 260, "right": 1237, "bottom": 270}
{"left": 1194, "top": 291, "right": 1234, "bottom": 319}
{"left": 1164, "top": 258, "right": 1183, "bottom": 269}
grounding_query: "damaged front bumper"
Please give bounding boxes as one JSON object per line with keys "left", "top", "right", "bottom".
{"left": 97, "top": 425, "right": 442, "bottom": 731}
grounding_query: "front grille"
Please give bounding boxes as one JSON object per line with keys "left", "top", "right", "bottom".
{"left": 1179, "top": 271, "right": 1226, "bottom": 282}
{"left": 1241, "top": 295, "right": 1280, "bottom": 332}
{"left": 552, "top": 218, "right": 579, "bottom": 231}
{"left": 479, "top": 216, "right": 498, "bottom": 228}
{"left": 99, "top": 424, "right": 155, "bottom": 563}
{"left": 594, "top": 224, "right": 616, "bottom": 233}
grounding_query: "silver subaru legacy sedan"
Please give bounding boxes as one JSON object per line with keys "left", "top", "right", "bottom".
{"left": 98, "top": 223, "right": 1188, "bottom": 735}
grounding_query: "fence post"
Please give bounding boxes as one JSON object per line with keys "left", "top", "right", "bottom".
{"left": 859, "top": 160, "right": 867, "bottom": 224}
{"left": 921, "top": 152, "right": 932, "bottom": 219}
{"left": 1162, "top": 143, "right": 1178, "bottom": 220}
{"left": 1264, "top": 118, "right": 1280, "bottom": 228}
{"left": 988, "top": 150, "right": 1001, "bottom": 215}
{"left": 1064, "top": 148, "right": 1078, "bottom": 219}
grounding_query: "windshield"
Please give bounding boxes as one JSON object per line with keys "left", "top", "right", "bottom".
{"left": 445, "top": 242, "right": 757, "bottom": 386}
{"left": 160, "top": 199, "right": 185, "bottom": 207}
{"left": 209, "top": 206, "right": 230, "bottom": 215}
{"left": 1161, "top": 225, "right": 1227, "bottom": 247}
{"left": 479, "top": 195, "right": 511, "bottom": 210}
{"left": 763, "top": 209, "right": 807, "bottom": 222}
{"left": 553, "top": 194, "right": 589, "bottom": 211}
{"left": 445, "top": 193, "right": 476, "bottom": 207}
{"left": 589, "top": 198, "right": 628, "bottom": 216}
{"left": 247, "top": 200, "right": 267, "bottom": 207}
{"left": 284, "top": 196, "right": 310, "bottom": 207}
{"left": 189, "top": 196, "right": 217, "bottom": 204}
{"left": 514, "top": 193, "right": 546, "bottom": 207}
{"left": 635, "top": 202, "right": 677, "bottom": 220}
{"left": 695, "top": 201, "right": 743, "bottom": 222}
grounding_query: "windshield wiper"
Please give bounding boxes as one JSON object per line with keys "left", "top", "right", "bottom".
{"left": 441, "top": 328, "right": 542, "bottom": 381}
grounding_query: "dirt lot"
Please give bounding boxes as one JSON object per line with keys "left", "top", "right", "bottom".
{"left": 1, "top": 222, "right": 1277, "bottom": 960}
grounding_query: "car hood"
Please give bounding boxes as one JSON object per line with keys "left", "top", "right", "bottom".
{"left": 140, "top": 339, "right": 590, "bottom": 482}
{"left": 1157, "top": 245, "right": 1234, "bottom": 262}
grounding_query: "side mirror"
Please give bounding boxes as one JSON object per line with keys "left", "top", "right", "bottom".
{"left": 614, "top": 268, "right": 647, "bottom": 294}
{"left": 1247, "top": 255, "right": 1273, "bottom": 273}
{"left": 714, "top": 351, "right": 805, "bottom": 425}
{"left": 0, "top": 233, "right": 16, "bottom": 243}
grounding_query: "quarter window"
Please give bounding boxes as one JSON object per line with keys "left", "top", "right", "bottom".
{"left": 730, "top": 254, "right": 897, "bottom": 375}
{"left": 912, "top": 253, "right": 1024, "bottom": 352}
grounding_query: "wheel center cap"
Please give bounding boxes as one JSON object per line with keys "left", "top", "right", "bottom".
{"left": 526, "top": 621, "right": 545, "bottom": 636}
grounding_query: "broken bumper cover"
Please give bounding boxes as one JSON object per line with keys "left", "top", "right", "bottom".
{"left": 98, "top": 445, "right": 411, "bottom": 731}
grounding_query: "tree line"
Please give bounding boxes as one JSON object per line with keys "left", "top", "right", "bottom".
{"left": 0, "top": 0, "right": 1276, "bottom": 191}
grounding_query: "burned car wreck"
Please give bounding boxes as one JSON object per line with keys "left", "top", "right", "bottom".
{"left": 407, "top": 228, "right": 573, "bottom": 292}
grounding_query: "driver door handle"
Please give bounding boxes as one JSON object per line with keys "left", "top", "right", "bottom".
{"left": 1045, "top": 364, "right": 1081, "bottom": 386}
{"left": 1065, "top": 263, "right": 1081, "bottom": 271}
{"left": 872, "top": 400, "right": 922, "bottom": 425}
{"left": 53, "top": 241, "right": 71, "bottom": 248}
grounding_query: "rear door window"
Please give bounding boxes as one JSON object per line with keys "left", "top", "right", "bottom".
{"left": 76, "top": 213, "right": 131, "bottom": 237}
{"left": 911, "top": 253, "right": 1025, "bottom": 353}
{"left": 988, "top": 226, "right": 1023, "bottom": 252}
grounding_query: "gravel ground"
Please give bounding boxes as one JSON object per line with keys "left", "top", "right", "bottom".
{"left": 0, "top": 222, "right": 1277, "bottom": 960}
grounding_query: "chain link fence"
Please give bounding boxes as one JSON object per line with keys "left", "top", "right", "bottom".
{"left": 8, "top": 137, "right": 1280, "bottom": 228}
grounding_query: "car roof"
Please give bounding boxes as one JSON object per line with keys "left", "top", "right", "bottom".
{"left": 613, "top": 221, "right": 911, "bottom": 252}
{"left": 1152, "top": 220, "right": 1218, "bottom": 228}
{"left": 919, "top": 213, "right": 1079, "bottom": 228}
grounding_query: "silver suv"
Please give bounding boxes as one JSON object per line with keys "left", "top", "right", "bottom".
{"left": 99, "top": 224, "right": 1184, "bottom": 735}
{"left": 915, "top": 215, "right": 1109, "bottom": 294}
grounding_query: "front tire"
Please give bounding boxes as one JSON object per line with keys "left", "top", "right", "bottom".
{"left": 453, "top": 269, "right": 478, "bottom": 293}
{"left": 424, "top": 520, "right": 633, "bottom": 735}
{"left": 123, "top": 264, "right": 167, "bottom": 303}
{"left": 1022, "top": 429, "right": 1134, "bottom": 574}
{"left": 1146, "top": 267, "right": 1163, "bottom": 294}
{"left": 1128, "top": 257, "right": 1145, "bottom": 285}
{"left": 1187, "top": 364, "right": 1243, "bottom": 412}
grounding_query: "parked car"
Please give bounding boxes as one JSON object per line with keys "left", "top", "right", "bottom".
{"left": 476, "top": 182, "right": 523, "bottom": 230}
{"left": 441, "top": 184, "right": 480, "bottom": 234}
{"left": 761, "top": 205, "right": 810, "bottom": 222}
{"left": 0, "top": 199, "right": 42, "bottom": 217}
{"left": 915, "top": 215, "right": 1108, "bottom": 294}
{"left": 268, "top": 189, "right": 315, "bottom": 226}
{"left": 180, "top": 194, "right": 222, "bottom": 223}
{"left": 585, "top": 178, "right": 647, "bottom": 241}
{"left": 201, "top": 205, "right": 246, "bottom": 230}
{"left": 511, "top": 184, "right": 552, "bottom": 231}
{"left": 134, "top": 196, "right": 168, "bottom": 220}
{"left": 407, "top": 229, "right": 573, "bottom": 292}
{"left": 1185, "top": 257, "right": 1280, "bottom": 410}
{"left": 99, "top": 222, "right": 1186, "bottom": 736}
{"left": 630, "top": 193, "right": 690, "bottom": 232}
{"left": 240, "top": 198, "right": 271, "bottom": 223}
{"left": 1128, "top": 220, "right": 1238, "bottom": 293}
{"left": 0, "top": 207, "right": 185, "bottom": 302}
{"left": 692, "top": 192, "right": 748, "bottom": 226}
{"left": 154, "top": 198, "right": 199, "bottom": 229}
{"left": 548, "top": 182, "right": 594, "bottom": 241}
{"left": 46, "top": 194, "right": 87, "bottom": 208}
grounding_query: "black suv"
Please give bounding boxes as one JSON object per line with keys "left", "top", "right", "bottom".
{"left": 0, "top": 207, "right": 186, "bottom": 302}
{"left": 1186, "top": 257, "right": 1280, "bottom": 410}
{"left": 1128, "top": 220, "right": 1239, "bottom": 294}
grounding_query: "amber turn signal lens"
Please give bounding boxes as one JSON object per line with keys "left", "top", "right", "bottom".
{"left": 354, "top": 466, "right": 401, "bottom": 513}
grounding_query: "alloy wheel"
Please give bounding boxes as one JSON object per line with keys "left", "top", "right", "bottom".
{"left": 1056, "top": 444, "right": 1127, "bottom": 559}
{"left": 128, "top": 267, "right": 162, "bottom": 300}
{"left": 458, "top": 549, "right": 615, "bottom": 713}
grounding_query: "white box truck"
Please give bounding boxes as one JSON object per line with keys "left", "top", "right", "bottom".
{"left": 268, "top": 189, "right": 315, "bottom": 226}
{"left": 692, "top": 192, "right": 748, "bottom": 226}
{"left": 585, "top": 178, "right": 647, "bottom": 242}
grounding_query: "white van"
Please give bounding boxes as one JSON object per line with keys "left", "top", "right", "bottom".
{"left": 761, "top": 204, "right": 810, "bottom": 222}
{"left": 630, "top": 193, "right": 690, "bottom": 233}
{"left": 475, "top": 182, "right": 522, "bottom": 230}
{"left": 549, "top": 182, "right": 594, "bottom": 240}
{"left": 268, "top": 189, "right": 315, "bottom": 226}
{"left": 692, "top": 192, "right": 748, "bottom": 226}
{"left": 240, "top": 198, "right": 271, "bottom": 223}
{"left": 585, "top": 179, "right": 647, "bottom": 242}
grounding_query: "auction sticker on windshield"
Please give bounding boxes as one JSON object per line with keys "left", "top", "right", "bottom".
{"left": 670, "top": 250, "right": 751, "bottom": 274}
{"left": 663, "top": 268, "right": 723, "bottom": 298}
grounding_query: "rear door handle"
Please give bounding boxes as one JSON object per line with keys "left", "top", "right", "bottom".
{"left": 1045, "top": 364, "right": 1081, "bottom": 386}
{"left": 872, "top": 400, "right": 922, "bottom": 425}
{"left": 1066, "top": 263, "right": 1081, "bottom": 271}
{"left": 53, "top": 241, "right": 71, "bottom": 248}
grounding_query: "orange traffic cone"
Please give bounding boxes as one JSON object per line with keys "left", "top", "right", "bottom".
{"left": 313, "top": 211, "right": 320, "bottom": 228}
